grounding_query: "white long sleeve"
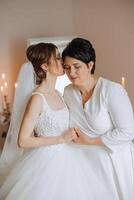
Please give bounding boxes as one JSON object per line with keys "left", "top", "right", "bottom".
{"left": 101, "top": 83, "right": 134, "bottom": 149}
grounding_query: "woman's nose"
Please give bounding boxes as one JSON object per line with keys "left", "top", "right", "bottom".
{"left": 69, "top": 67, "right": 76, "bottom": 76}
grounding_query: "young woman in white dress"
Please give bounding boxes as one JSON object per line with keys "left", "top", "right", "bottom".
{"left": 0, "top": 43, "right": 80, "bottom": 200}
{"left": 62, "top": 37, "right": 134, "bottom": 200}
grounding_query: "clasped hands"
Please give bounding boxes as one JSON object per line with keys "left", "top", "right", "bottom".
{"left": 61, "top": 128, "right": 93, "bottom": 145}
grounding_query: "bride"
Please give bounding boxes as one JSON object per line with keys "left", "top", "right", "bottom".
{"left": 0, "top": 42, "right": 79, "bottom": 199}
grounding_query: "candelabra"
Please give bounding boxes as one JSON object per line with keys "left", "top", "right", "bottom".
{"left": 0, "top": 95, "right": 11, "bottom": 138}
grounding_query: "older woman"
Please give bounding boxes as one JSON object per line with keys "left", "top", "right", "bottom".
{"left": 62, "top": 37, "right": 134, "bottom": 200}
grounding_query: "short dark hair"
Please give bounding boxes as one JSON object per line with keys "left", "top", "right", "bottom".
{"left": 62, "top": 37, "right": 96, "bottom": 74}
{"left": 26, "top": 42, "right": 57, "bottom": 84}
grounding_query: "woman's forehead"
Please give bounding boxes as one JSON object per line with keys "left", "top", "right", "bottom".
{"left": 64, "top": 57, "right": 83, "bottom": 64}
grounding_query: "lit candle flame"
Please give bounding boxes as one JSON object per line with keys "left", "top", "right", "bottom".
{"left": 2, "top": 73, "right": 5, "bottom": 80}
{"left": 4, "top": 82, "right": 7, "bottom": 87}
{"left": 0, "top": 86, "right": 4, "bottom": 92}
{"left": 14, "top": 82, "right": 18, "bottom": 88}
{"left": 121, "top": 77, "right": 125, "bottom": 88}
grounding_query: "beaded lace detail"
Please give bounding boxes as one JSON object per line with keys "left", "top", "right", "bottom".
{"left": 32, "top": 92, "right": 69, "bottom": 137}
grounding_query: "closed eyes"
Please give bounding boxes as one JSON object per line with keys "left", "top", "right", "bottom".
{"left": 63, "top": 64, "right": 81, "bottom": 70}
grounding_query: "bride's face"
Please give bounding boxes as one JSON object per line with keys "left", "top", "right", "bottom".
{"left": 48, "top": 49, "right": 64, "bottom": 76}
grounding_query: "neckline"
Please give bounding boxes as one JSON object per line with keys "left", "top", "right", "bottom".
{"left": 33, "top": 90, "right": 67, "bottom": 112}
{"left": 77, "top": 76, "right": 101, "bottom": 108}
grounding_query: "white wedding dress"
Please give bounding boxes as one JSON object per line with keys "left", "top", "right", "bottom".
{"left": 0, "top": 92, "right": 121, "bottom": 200}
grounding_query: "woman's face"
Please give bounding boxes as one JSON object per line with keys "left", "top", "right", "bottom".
{"left": 63, "top": 56, "right": 92, "bottom": 86}
{"left": 48, "top": 49, "right": 64, "bottom": 76}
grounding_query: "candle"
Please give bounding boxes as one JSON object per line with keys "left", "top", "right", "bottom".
{"left": 2, "top": 73, "right": 5, "bottom": 80}
{"left": 0, "top": 86, "right": 4, "bottom": 108}
{"left": 4, "top": 82, "right": 7, "bottom": 87}
{"left": 0, "top": 86, "right": 4, "bottom": 92}
{"left": 4, "top": 82, "right": 8, "bottom": 95}
{"left": 14, "top": 82, "right": 18, "bottom": 88}
{"left": 121, "top": 77, "right": 125, "bottom": 88}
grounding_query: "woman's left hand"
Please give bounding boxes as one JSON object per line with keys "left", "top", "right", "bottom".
{"left": 73, "top": 128, "right": 104, "bottom": 145}
{"left": 73, "top": 128, "right": 92, "bottom": 145}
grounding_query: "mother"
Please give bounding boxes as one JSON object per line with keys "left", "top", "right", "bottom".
{"left": 62, "top": 37, "right": 134, "bottom": 200}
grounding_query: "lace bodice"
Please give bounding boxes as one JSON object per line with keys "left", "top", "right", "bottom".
{"left": 32, "top": 92, "right": 69, "bottom": 137}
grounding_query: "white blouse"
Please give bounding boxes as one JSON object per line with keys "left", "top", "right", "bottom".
{"left": 64, "top": 77, "right": 134, "bottom": 151}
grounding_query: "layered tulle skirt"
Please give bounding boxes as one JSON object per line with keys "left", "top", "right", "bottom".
{"left": 0, "top": 143, "right": 131, "bottom": 200}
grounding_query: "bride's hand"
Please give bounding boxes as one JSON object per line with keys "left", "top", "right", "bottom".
{"left": 73, "top": 128, "right": 103, "bottom": 145}
{"left": 59, "top": 128, "right": 78, "bottom": 143}
{"left": 73, "top": 128, "right": 92, "bottom": 145}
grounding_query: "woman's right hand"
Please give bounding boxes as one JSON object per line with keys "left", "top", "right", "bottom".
{"left": 59, "top": 128, "right": 78, "bottom": 143}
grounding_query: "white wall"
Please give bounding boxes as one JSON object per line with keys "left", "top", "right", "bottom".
{"left": 72, "top": 0, "right": 134, "bottom": 106}
{"left": 0, "top": 0, "right": 73, "bottom": 103}
{"left": 0, "top": 0, "right": 134, "bottom": 106}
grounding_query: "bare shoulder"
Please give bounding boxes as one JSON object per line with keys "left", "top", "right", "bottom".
{"left": 25, "top": 93, "right": 44, "bottom": 115}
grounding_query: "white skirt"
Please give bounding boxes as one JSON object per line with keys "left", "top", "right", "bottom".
{"left": 0, "top": 143, "right": 133, "bottom": 200}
